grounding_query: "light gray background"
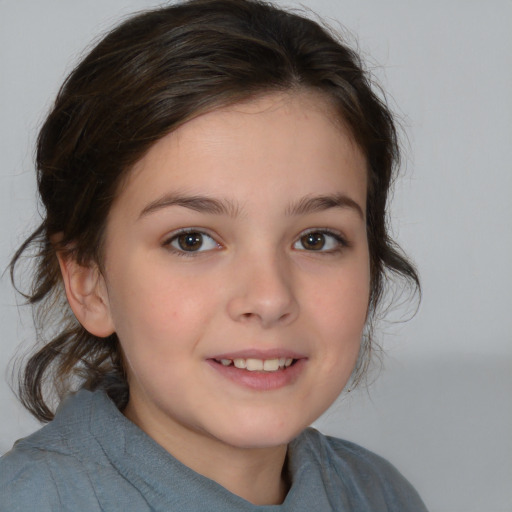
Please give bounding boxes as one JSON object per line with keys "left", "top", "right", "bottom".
{"left": 1, "top": 1, "right": 511, "bottom": 511}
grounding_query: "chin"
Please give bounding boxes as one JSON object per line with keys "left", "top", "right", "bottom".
{"left": 212, "top": 416, "right": 309, "bottom": 450}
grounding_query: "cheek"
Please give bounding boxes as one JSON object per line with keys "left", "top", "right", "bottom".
{"left": 106, "top": 265, "right": 220, "bottom": 355}
{"left": 310, "top": 265, "right": 370, "bottom": 331}
{"left": 305, "top": 260, "right": 370, "bottom": 378}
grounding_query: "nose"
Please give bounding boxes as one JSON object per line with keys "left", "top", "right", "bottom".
{"left": 226, "top": 251, "right": 299, "bottom": 328}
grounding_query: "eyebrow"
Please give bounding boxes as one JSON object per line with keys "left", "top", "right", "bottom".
{"left": 285, "top": 194, "right": 365, "bottom": 220}
{"left": 138, "top": 192, "right": 364, "bottom": 220}
{"left": 139, "top": 193, "right": 241, "bottom": 219}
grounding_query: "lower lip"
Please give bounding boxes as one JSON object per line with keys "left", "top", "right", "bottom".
{"left": 206, "top": 359, "right": 306, "bottom": 391}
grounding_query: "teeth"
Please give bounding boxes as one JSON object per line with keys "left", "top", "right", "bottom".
{"left": 218, "top": 357, "right": 295, "bottom": 372}
{"left": 263, "top": 359, "right": 280, "bottom": 371}
{"left": 246, "top": 358, "right": 264, "bottom": 371}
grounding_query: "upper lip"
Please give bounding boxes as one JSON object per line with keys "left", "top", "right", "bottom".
{"left": 209, "top": 348, "right": 307, "bottom": 360}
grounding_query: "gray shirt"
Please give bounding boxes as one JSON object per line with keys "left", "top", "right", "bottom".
{"left": 0, "top": 389, "right": 428, "bottom": 511}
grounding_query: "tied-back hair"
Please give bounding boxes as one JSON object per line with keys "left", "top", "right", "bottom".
{"left": 10, "top": 0, "right": 419, "bottom": 422}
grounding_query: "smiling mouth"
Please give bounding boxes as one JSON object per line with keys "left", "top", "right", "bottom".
{"left": 213, "top": 357, "right": 296, "bottom": 372}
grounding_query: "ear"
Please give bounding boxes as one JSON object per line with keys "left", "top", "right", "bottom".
{"left": 57, "top": 252, "right": 115, "bottom": 338}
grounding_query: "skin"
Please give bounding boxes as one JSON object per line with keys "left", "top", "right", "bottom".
{"left": 60, "top": 91, "right": 370, "bottom": 505}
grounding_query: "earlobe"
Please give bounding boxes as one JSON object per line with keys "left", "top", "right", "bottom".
{"left": 57, "top": 253, "right": 115, "bottom": 338}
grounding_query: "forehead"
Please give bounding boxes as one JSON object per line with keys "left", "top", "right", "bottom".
{"left": 115, "top": 91, "right": 367, "bottom": 213}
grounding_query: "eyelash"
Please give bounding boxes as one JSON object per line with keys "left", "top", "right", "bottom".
{"left": 162, "top": 228, "right": 221, "bottom": 257}
{"left": 162, "top": 228, "right": 349, "bottom": 257}
{"left": 293, "top": 229, "right": 349, "bottom": 254}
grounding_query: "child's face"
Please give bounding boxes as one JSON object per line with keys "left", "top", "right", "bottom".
{"left": 98, "top": 92, "right": 369, "bottom": 450}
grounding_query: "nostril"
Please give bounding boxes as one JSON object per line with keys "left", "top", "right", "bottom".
{"left": 227, "top": 289, "right": 299, "bottom": 327}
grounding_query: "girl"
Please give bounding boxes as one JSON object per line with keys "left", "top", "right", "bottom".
{"left": 1, "top": 0, "right": 427, "bottom": 509}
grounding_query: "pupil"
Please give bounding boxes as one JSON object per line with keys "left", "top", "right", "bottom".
{"left": 303, "top": 232, "right": 325, "bottom": 250}
{"left": 178, "top": 232, "right": 203, "bottom": 251}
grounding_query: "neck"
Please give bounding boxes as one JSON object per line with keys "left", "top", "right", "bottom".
{"left": 193, "top": 441, "right": 290, "bottom": 505}
{"left": 124, "top": 401, "right": 290, "bottom": 505}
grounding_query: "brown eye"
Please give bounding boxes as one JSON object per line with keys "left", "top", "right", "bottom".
{"left": 168, "top": 231, "right": 219, "bottom": 253}
{"left": 176, "top": 232, "right": 203, "bottom": 251}
{"left": 293, "top": 230, "right": 347, "bottom": 253}
{"left": 300, "top": 232, "right": 326, "bottom": 251}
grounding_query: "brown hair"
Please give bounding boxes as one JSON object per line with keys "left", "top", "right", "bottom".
{"left": 11, "top": 0, "right": 419, "bottom": 422}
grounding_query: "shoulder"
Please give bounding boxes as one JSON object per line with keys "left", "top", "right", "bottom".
{"left": 0, "top": 440, "right": 94, "bottom": 511}
{"left": 0, "top": 391, "right": 107, "bottom": 511}
{"left": 294, "top": 428, "right": 429, "bottom": 511}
